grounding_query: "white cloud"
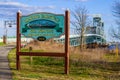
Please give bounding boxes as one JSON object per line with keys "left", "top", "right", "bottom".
{"left": 0, "top": 1, "right": 28, "bottom": 7}
{"left": 48, "top": 5, "right": 56, "bottom": 9}
{"left": 75, "top": 0, "right": 88, "bottom": 2}
{"left": 0, "top": 0, "right": 12, "bottom": 2}
{"left": 61, "top": 8, "right": 66, "bottom": 11}
{"left": 0, "top": 1, "right": 56, "bottom": 18}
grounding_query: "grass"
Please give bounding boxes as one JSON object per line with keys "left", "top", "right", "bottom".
{"left": 8, "top": 48, "right": 120, "bottom": 80}
{"left": 8, "top": 40, "right": 120, "bottom": 80}
{"left": 0, "top": 42, "right": 5, "bottom": 46}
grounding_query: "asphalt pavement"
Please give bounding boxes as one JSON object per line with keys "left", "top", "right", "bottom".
{"left": 0, "top": 45, "right": 15, "bottom": 80}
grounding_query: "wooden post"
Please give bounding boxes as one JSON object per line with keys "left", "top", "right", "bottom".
{"left": 3, "top": 35, "right": 6, "bottom": 44}
{"left": 116, "top": 43, "right": 119, "bottom": 57}
{"left": 65, "top": 10, "right": 70, "bottom": 74}
{"left": 16, "top": 11, "right": 21, "bottom": 70}
{"left": 29, "top": 47, "right": 33, "bottom": 65}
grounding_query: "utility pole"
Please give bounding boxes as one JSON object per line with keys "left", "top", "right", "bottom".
{"left": 3, "top": 20, "right": 16, "bottom": 44}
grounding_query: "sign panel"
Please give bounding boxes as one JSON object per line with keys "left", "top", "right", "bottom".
{"left": 20, "top": 13, "right": 64, "bottom": 41}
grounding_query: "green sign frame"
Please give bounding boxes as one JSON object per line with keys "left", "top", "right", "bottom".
{"left": 20, "top": 12, "right": 64, "bottom": 41}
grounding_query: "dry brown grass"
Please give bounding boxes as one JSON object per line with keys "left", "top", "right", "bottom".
{"left": 25, "top": 40, "right": 65, "bottom": 52}
{"left": 24, "top": 40, "right": 107, "bottom": 62}
{"left": 70, "top": 47, "right": 107, "bottom": 62}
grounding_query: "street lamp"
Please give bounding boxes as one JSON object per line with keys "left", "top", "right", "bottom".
{"left": 3, "top": 20, "right": 16, "bottom": 44}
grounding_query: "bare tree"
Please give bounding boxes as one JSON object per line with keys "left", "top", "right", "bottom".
{"left": 111, "top": 1, "right": 120, "bottom": 39}
{"left": 71, "top": 5, "right": 90, "bottom": 49}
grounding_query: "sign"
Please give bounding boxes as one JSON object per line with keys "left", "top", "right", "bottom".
{"left": 20, "top": 13, "right": 64, "bottom": 41}
{"left": 17, "top": 10, "right": 70, "bottom": 74}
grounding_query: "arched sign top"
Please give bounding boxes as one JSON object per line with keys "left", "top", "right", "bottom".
{"left": 21, "top": 12, "right": 64, "bottom": 23}
{"left": 22, "top": 12, "right": 64, "bottom": 16}
{"left": 20, "top": 12, "right": 64, "bottom": 41}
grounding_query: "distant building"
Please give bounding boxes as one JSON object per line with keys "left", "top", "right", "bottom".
{"left": 85, "top": 15, "right": 106, "bottom": 45}
{"left": 54, "top": 15, "right": 106, "bottom": 47}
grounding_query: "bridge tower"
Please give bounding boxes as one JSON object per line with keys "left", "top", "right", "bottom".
{"left": 93, "top": 14, "right": 104, "bottom": 36}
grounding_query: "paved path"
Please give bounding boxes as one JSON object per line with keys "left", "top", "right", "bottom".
{"left": 0, "top": 45, "right": 15, "bottom": 80}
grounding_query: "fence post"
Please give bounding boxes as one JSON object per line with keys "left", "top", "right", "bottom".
{"left": 29, "top": 47, "right": 33, "bottom": 65}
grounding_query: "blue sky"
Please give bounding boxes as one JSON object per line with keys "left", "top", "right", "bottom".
{"left": 0, "top": 0, "right": 117, "bottom": 41}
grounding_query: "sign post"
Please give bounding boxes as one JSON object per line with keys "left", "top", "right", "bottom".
{"left": 65, "top": 10, "right": 70, "bottom": 74}
{"left": 16, "top": 11, "right": 21, "bottom": 70}
{"left": 16, "top": 10, "right": 70, "bottom": 74}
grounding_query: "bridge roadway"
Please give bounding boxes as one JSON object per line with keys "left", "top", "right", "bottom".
{"left": 0, "top": 45, "right": 15, "bottom": 80}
